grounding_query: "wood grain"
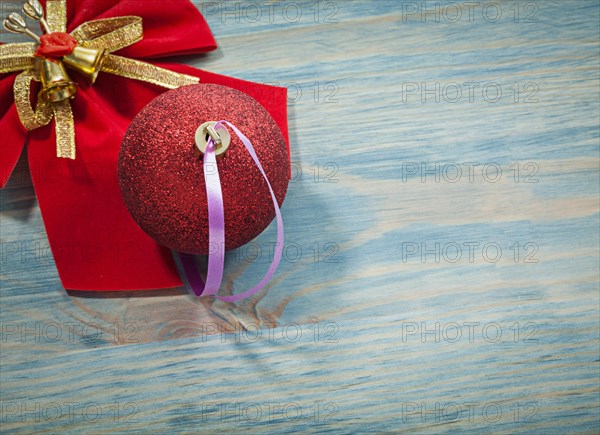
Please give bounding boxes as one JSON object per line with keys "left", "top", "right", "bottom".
{"left": 1, "top": 0, "right": 598, "bottom": 433}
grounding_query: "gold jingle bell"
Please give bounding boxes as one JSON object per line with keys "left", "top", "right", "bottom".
{"left": 37, "top": 57, "right": 77, "bottom": 103}
{"left": 62, "top": 46, "right": 106, "bottom": 84}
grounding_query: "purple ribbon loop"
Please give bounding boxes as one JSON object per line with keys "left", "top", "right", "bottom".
{"left": 179, "top": 121, "right": 284, "bottom": 302}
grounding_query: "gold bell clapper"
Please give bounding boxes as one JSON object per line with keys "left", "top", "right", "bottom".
{"left": 62, "top": 46, "right": 106, "bottom": 84}
{"left": 38, "top": 57, "right": 77, "bottom": 103}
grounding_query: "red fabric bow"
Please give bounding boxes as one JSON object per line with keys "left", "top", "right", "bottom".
{"left": 0, "top": 0, "right": 289, "bottom": 291}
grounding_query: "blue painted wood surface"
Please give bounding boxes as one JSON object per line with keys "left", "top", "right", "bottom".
{"left": 1, "top": 0, "right": 599, "bottom": 433}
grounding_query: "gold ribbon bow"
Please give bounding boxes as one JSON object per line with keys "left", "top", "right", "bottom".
{"left": 0, "top": 0, "right": 199, "bottom": 158}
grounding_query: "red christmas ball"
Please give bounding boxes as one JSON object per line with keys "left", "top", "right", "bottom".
{"left": 118, "top": 84, "right": 289, "bottom": 254}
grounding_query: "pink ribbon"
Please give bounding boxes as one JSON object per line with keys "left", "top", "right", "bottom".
{"left": 179, "top": 121, "right": 284, "bottom": 302}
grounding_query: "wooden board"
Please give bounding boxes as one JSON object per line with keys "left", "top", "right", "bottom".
{"left": 1, "top": 0, "right": 599, "bottom": 433}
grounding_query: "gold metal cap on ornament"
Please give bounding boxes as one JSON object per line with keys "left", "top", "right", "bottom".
{"left": 62, "top": 46, "right": 106, "bottom": 83}
{"left": 38, "top": 57, "right": 77, "bottom": 103}
{"left": 194, "top": 121, "right": 231, "bottom": 159}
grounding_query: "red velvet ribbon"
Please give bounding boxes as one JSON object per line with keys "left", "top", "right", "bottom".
{"left": 0, "top": 0, "right": 290, "bottom": 291}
